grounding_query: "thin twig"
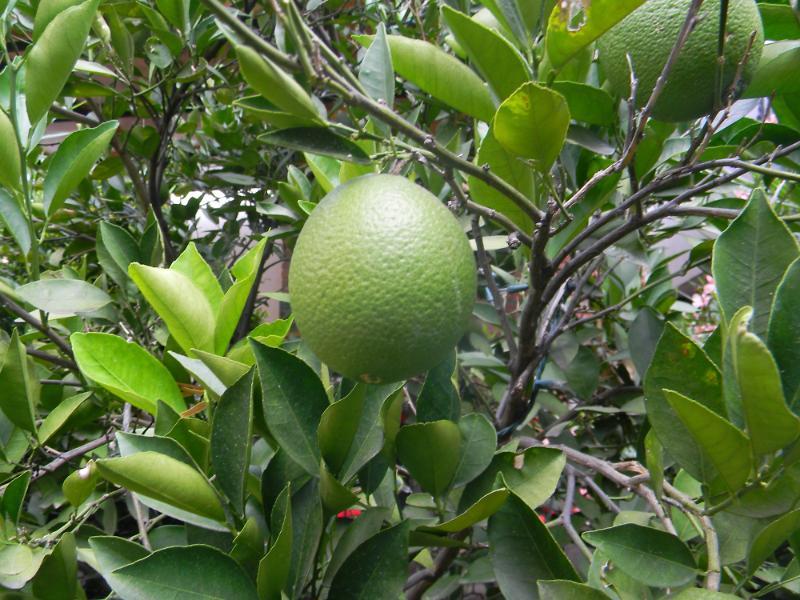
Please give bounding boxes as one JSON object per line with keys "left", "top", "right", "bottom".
{"left": 562, "top": 467, "right": 593, "bottom": 560}
{"left": 0, "top": 291, "right": 75, "bottom": 359}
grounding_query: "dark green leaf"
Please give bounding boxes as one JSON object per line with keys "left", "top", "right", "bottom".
{"left": 768, "top": 258, "right": 800, "bottom": 410}
{"left": 31, "top": 532, "right": 77, "bottom": 600}
{"left": 417, "top": 351, "right": 460, "bottom": 423}
{"left": 252, "top": 341, "right": 328, "bottom": 476}
{"left": 747, "top": 508, "right": 800, "bottom": 578}
{"left": 712, "top": 189, "right": 799, "bottom": 337}
{"left": 322, "top": 507, "right": 391, "bottom": 588}
{"left": 421, "top": 488, "right": 508, "bottom": 533}
{"left": 211, "top": 369, "right": 254, "bottom": 515}
{"left": 0, "top": 189, "right": 31, "bottom": 254}
{"left": 328, "top": 522, "right": 409, "bottom": 600}
{"left": 552, "top": 81, "right": 616, "bottom": 126}
{"left": 285, "top": 480, "right": 323, "bottom": 596}
{"left": 538, "top": 580, "right": 612, "bottom": 600}
{"left": 0, "top": 330, "right": 36, "bottom": 431}
{"left": 489, "top": 491, "right": 579, "bottom": 599}
{"left": 258, "top": 485, "right": 292, "bottom": 600}
{"left": 628, "top": 307, "right": 664, "bottom": 380}
{"left": 582, "top": 523, "right": 696, "bottom": 588}
{"left": 744, "top": 41, "right": 800, "bottom": 98}
{"left": 110, "top": 545, "right": 258, "bottom": 599}
{"left": 38, "top": 392, "right": 91, "bottom": 445}
{"left": 451, "top": 413, "right": 496, "bottom": 488}
{"left": 260, "top": 127, "right": 371, "bottom": 165}
{"left": 2, "top": 470, "right": 31, "bottom": 524}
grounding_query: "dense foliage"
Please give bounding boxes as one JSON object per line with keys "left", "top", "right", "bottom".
{"left": 1, "top": 0, "right": 800, "bottom": 598}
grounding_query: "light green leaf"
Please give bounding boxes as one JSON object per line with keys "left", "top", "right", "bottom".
{"left": 110, "top": 545, "right": 258, "bottom": 600}
{"left": 0, "top": 109, "right": 20, "bottom": 193}
{"left": 169, "top": 352, "right": 227, "bottom": 398}
{"left": 328, "top": 522, "right": 409, "bottom": 600}
{"left": 31, "top": 532, "right": 77, "bottom": 600}
{"left": 489, "top": 491, "right": 579, "bottom": 599}
{"left": 129, "top": 262, "right": 216, "bottom": 354}
{"left": 96, "top": 452, "right": 226, "bottom": 522}
{"left": 421, "top": 488, "right": 508, "bottom": 533}
{"left": 546, "top": 0, "right": 645, "bottom": 69}
{"left": 538, "top": 580, "right": 611, "bottom": 600}
{"left": 468, "top": 127, "right": 535, "bottom": 232}
{"left": 767, "top": 258, "right": 800, "bottom": 410}
{"left": 170, "top": 242, "right": 223, "bottom": 314}
{"left": 70, "top": 332, "right": 185, "bottom": 414}
{"left": 712, "top": 189, "right": 799, "bottom": 338}
{"left": 192, "top": 349, "right": 250, "bottom": 386}
{"left": 16, "top": 279, "right": 112, "bottom": 316}
{"left": 25, "top": 0, "right": 101, "bottom": 124}
{"left": 0, "top": 189, "right": 31, "bottom": 255}
{"left": 359, "top": 22, "right": 394, "bottom": 107}
{"left": 355, "top": 34, "right": 496, "bottom": 122}
{"left": 493, "top": 82, "right": 569, "bottom": 172}
{"left": 258, "top": 485, "right": 292, "bottom": 600}
{"left": 396, "top": 420, "right": 462, "bottom": 497}
{"left": 747, "top": 508, "right": 800, "bottom": 578}
{"left": 251, "top": 341, "right": 328, "bottom": 476}
{"left": 236, "top": 45, "right": 321, "bottom": 123}
{"left": 441, "top": 6, "right": 529, "bottom": 101}
{"left": 734, "top": 328, "right": 800, "bottom": 455}
{"left": 214, "top": 238, "right": 267, "bottom": 355}
{"left": 664, "top": 390, "right": 751, "bottom": 493}
{"left": 0, "top": 330, "right": 36, "bottom": 431}
{"left": 582, "top": 523, "right": 697, "bottom": 588}
{"left": 32, "top": 0, "right": 84, "bottom": 40}
{"left": 451, "top": 413, "right": 496, "bottom": 488}
{"left": 210, "top": 370, "right": 254, "bottom": 515}
{"left": 38, "top": 392, "right": 91, "bottom": 445}
{"left": 43, "top": 120, "right": 118, "bottom": 216}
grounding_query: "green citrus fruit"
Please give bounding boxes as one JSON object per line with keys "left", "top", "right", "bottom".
{"left": 289, "top": 174, "right": 476, "bottom": 384}
{"left": 597, "top": 0, "right": 764, "bottom": 122}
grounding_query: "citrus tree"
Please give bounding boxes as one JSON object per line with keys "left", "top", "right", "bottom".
{"left": 1, "top": 0, "right": 800, "bottom": 597}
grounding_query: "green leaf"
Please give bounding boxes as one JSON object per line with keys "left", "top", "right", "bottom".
{"left": 155, "top": 0, "right": 185, "bottom": 30}
{"left": 0, "top": 188, "right": 31, "bottom": 255}
{"left": 170, "top": 352, "right": 227, "bottom": 398}
{"left": 359, "top": 22, "right": 394, "bottom": 108}
{"left": 128, "top": 262, "right": 216, "bottom": 354}
{"left": 88, "top": 536, "right": 150, "bottom": 594}
{"left": 25, "top": 0, "right": 101, "bottom": 124}
{"left": 644, "top": 324, "right": 723, "bottom": 482}
{"left": 33, "top": 0, "right": 84, "bottom": 41}
{"left": 538, "top": 580, "right": 612, "bottom": 600}
{"left": 71, "top": 332, "right": 185, "bottom": 414}
{"left": 493, "top": 82, "right": 569, "bottom": 172}
{"left": 328, "top": 522, "right": 409, "bottom": 600}
{"left": 16, "top": 279, "right": 112, "bottom": 316}
{"left": 319, "top": 462, "right": 358, "bottom": 514}
{"left": 193, "top": 349, "right": 250, "bottom": 386}
{"left": 62, "top": 463, "right": 98, "bottom": 507}
{"left": 210, "top": 370, "right": 254, "bottom": 515}
{"left": 396, "top": 420, "right": 462, "bottom": 497}
{"left": 236, "top": 45, "right": 321, "bottom": 123}
{"left": 468, "top": 127, "right": 536, "bottom": 232}
{"left": 545, "top": 0, "right": 645, "bottom": 69}
{"left": 322, "top": 507, "right": 391, "bottom": 588}
{"left": 110, "top": 545, "right": 258, "bottom": 600}
{"left": 441, "top": 6, "right": 529, "bottom": 101}
{"left": 2, "top": 470, "right": 31, "bottom": 524}
{"left": 0, "top": 330, "right": 37, "bottom": 431}
{"left": 258, "top": 485, "right": 292, "bottom": 600}
{"left": 38, "top": 392, "right": 91, "bottom": 445}
{"left": 0, "top": 108, "right": 20, "bottom": 193}
{"left": 451, "top": 413, "right": 496, "bottom": 488}
{"left": 759, "top": 5, "right": 800, "bottom": 41}
{"left": 97, "top": 222, "right": 141, "bottom": 289}
{"left": 734, "top": 329, "right": 800, "bottom": 455}
{"left": 669, "top": 590, "right": 741, "bottom": 600}
{"left": 43, "top": 120, "right": 118, "bottom": 216}
{"left": 417, "top": 351, "right": 460, "bottom": 423}
{"left": 712, "top": 189, "right": 799, "bottom": 338}
{"left": 747, "top": 508, "right": 800, "bottom": 578}
{"left": 421, "top": 488, "right": 508, "bottom": 533}
{"left": 285, "top": 480, "right": 323, "bottom": 596}
{"left": 552, "top": 81, "right": 616, "bottom": 126}
{"left": 744, "top": 41, "right": 800, "bottom": 98}
{"left": 489, "top": 491, "right": 579, "bottom": 599}
{"left": 582, "top": 523, "right": 697, "bottom": 588}
{"left": 234, "top": 96, "right": 318, "bottom": 129}
{"left": 260, "top": 128, "right": 371, "bottom": 164}
{"left": 214, "top": 238, "right": 267, "bottom": 355}
{"left": 768, "top": 258, "right": 800, "bottom": 409}
{"left": 355, "top": 34, "right": 496, "bottom": 122}
{"left": 252, "top": 341, "right": 328, "bottom": 476}
{"left": 31, "top": 532, "right": 77, "bottom": 600}
{"left": 0, "top": 542, "right": 44, "bottom": 590}
{"left": 96, "top": 452, "right": 226, "bottom": 522}
{"left": 663, "top": 390, "right": 751, "bottom": 493}
{"left": 170, "top": 242, "right": 223, "bottom": 313}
